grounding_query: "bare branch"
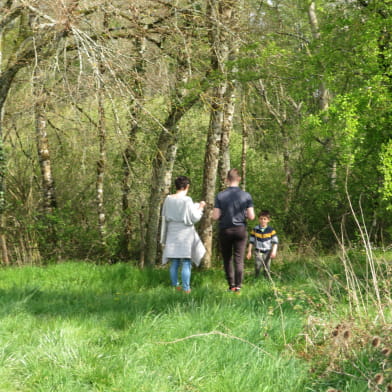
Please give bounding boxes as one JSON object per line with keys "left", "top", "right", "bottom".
{"left": 0, "top": 5, "right": 24, "bottom": 32}
{"left": 156, "top": 330, "right": 273, "bottom": 358}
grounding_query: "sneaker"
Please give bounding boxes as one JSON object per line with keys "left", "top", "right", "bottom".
{"left": 228, "top": 287, "right": 236, "bottom": 292}
{"left": 234, "top": 287, "right": 241, "bottom": 293}
{"left": 184, "top": 290, "right": 191, "bottom": 294}
{"left": 176, "top": 286, "right": 182, "bottom": 291}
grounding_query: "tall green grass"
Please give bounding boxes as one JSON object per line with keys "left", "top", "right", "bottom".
{"left": 0, "top": 256, "right": 390, "bottom": 391}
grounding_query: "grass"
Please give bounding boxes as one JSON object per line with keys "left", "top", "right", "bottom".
{"left": 0, "top": 255, "right": 391, "bottom": 392}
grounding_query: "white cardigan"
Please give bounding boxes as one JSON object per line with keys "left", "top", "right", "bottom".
{"left": 160, "top": 195, "right": 206, "bottom": 266}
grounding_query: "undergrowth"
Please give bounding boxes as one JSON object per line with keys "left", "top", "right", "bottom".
{"left": 0, "top": 251, "right": 390, "bottom": 392}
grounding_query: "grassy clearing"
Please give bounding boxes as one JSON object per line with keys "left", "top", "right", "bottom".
{"left": 0, "top": 255, "right": 391, "bottom": 392}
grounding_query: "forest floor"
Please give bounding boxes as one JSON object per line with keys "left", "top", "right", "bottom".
{"left": 0, "top": 254, "right": 391, "bottom": 391}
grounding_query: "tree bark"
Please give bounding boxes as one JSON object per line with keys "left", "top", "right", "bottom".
{"left": 0, "top": 14, "right": 9, "bottom": 265}
{"left": 120, "top": 35, "right": 146, "bottom": 261}
{"left": 200, "top": 0, "right": 238, "bottom": 268}
{"left": 96, "top": 73, "right": 107, "bottom": 249}
{"left": 34, "top": 90, "right": 57, "bottom": 214}
{"left": 0, "top": 104, "right": 9, "bottom": 265}
{"left": 308, "top": 2, "right": 334, "bottom": 187}
{"left": 218, "top": 81, "right": 236, "bottom": 190}
{"left": 34, "top": 83, "right": 58, "bottom": 257}
{"left": 240, "top": 95, "right": 248, "bottom": 191}
{"left": 199, "top": 84, "right": 225, "bottom": 267}
{"left": 281, "top": 125, "right": 292, "bottom": 213}
{"left": 144, "top": 115, "right": 180, "bottom": 267}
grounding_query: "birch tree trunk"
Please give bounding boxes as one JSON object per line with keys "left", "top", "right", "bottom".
{"left": 281, "top": 125, "right": 292, "bottom": 213}
{"left": 308, "top": 2, "right": 330, "bottom": 113}
{"left": 199, "top": 0, "right": 238, "bottom": 268}
{"left": 33, "top": 82, "right": 58, "bottom": 257}
{"left": 96, "top": 10, "right": 110, "bottom": 251}
{"left": 218, "top": 81, "right": 236, "bottom": 190}
{"left": 34, "top": 90, "right": 57, "bottom": 215}
{"left": 96, "top": 73, "right": 107, "bottom": 249}
{"left": 199, "top": 86, "right": 225, "bottom": 267}
{"left": 240, "top": 95, "right": 248, "bottom": 191}
{"left": 308, "top": 2, "right": 334, "bottom": 187}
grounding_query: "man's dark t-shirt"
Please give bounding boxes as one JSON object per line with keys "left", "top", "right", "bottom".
{"left": 214, "top": 187, "right": 254, "bottom": 229}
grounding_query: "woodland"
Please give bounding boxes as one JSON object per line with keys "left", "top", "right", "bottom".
{"left": 0, "top": 0, "right": 391, "bottom": 267}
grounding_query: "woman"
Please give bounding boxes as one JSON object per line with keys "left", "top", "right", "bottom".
{"left": 160, "top": 176, "right": 206, "bottom": 293}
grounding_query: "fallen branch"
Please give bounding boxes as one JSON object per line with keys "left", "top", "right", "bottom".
{"left": 156, "top": 330, "right": 273, "bottom": 358}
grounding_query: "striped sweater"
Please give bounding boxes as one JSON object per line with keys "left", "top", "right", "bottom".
{"left": 249, "top": 225, "right": 278, "bottom": 253}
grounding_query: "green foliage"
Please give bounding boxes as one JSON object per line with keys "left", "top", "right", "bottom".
{"left": 1, "top": 0, "right": 392, "bottom": 264}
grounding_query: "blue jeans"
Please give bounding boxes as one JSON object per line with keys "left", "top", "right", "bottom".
{"left": 169, "top": 258, "right": 192, "bottom": 291}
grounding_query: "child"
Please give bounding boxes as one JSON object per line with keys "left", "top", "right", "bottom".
{"left": 246, "top": 210, "right": 278, "bottom": 278}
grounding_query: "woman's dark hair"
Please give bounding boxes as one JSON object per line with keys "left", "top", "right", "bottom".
{"left": 175, "top": 176, "right": 190, "bottom": 190}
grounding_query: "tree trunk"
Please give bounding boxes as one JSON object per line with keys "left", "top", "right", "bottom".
{"left": 199, "top": 85, "right": 225, "bottom": 268}
{"left": 139, "top": 210, "right": 145, "bottom": 268}
{"left": 0, "top": 70, "right": 16, "bottom": 224}
{"left": 0, "top": 26, "right": 9, "bottom": 265}
{"left": 240, "top": 96, "right": 248, "bottom": 191}
{"left": 144, "top": 119, "right": 179, "bottom": 267}
{"left": 96, "top": 74, "right": 107, "bottom": 250}
{"left": 200, "top": 0, "right": 238, "bottom": 268}
{"left": 35, "top": 91, "right": 57, "bottom": 214}
{"left": 143, "top": 12, "right": 206, "bottom": 266}
{"left": 0, "top": 104, "right": 9, "bottom": 265}
{"left": 218, "top": 82, "right": 236, "bottom": 189}
{"left": 281, "top": 126, "right": 292, "bottom": 213}
{"left": 121, "top": 35, "right": 146, "bottom": 261}
{"left": 34, "top": 83, "right": 59, "bottom": 257}
{"left": 308, "top": 2, "right": 334, "bottom": 187}
{"left": 256, "top": 79, "right": 298, "bottom": 214}
{"left": 144, "top": 91, "right": 201, "bottom": 266}
{"left": 120, "top": 125, "right": 134, "bottom": 260}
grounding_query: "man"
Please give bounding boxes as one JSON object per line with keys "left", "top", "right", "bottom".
{"left": 212, "top": 168, "right": 255, "bottom": 293}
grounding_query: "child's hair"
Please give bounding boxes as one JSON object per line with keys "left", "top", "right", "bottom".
{"left": 174, "top": 176, "right": 190, "bottom": 190}
{"left": 258, "top": 210, "right": 271, "bottom": 219}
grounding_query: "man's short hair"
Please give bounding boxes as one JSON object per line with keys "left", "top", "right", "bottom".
{"left": 227, "top": 168, "right": 241, "bottom": 182}
{"left": 174, "top": 176, "right": 190, "bottom": 190}
{"left": 258, "top": 210, "right": 271, "bottom": 219}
